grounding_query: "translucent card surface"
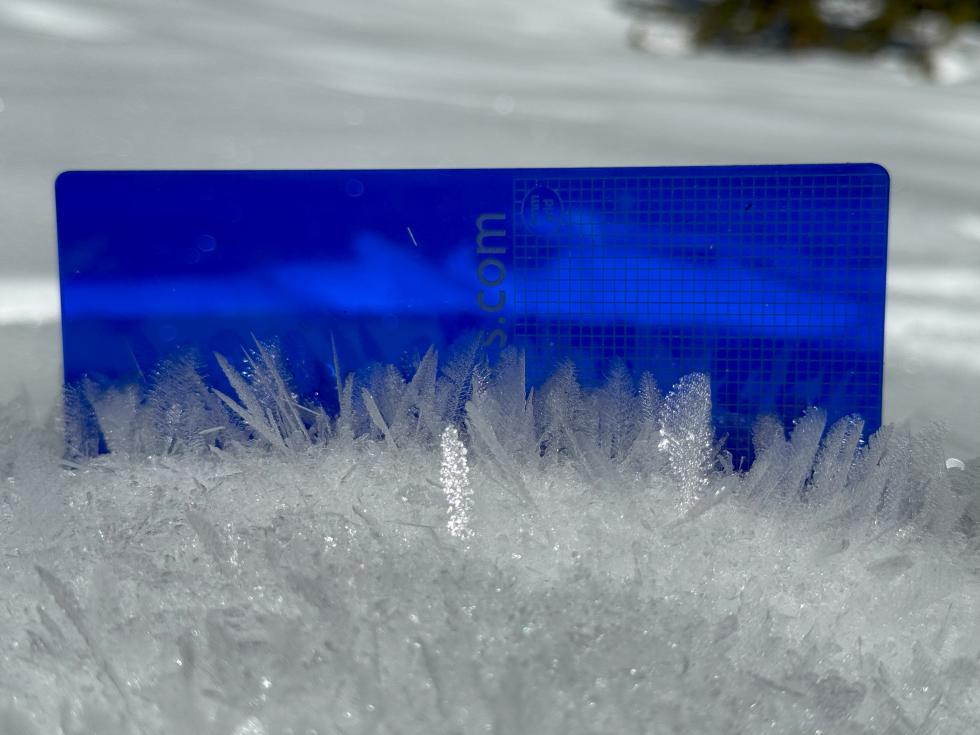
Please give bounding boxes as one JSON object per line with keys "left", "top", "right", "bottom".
{"left": 56, "top": 165, "right": 889, "bottom": 462}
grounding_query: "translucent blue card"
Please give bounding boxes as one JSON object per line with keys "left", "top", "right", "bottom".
{"left": 56, "top": 165, "right": 889, "bottom": 462}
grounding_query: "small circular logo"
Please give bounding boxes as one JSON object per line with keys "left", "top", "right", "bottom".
{"left": 345, "top": 178, "right": 365, "bottom": 198}
{"left": 522, "top": 186, "right": 563, "bottom": 235}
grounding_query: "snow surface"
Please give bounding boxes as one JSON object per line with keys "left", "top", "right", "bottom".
{"left": 1, "top": 342, "right": 979, "bottom": 733}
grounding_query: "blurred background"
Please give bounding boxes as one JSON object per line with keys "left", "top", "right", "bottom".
{"left": 0, "top": 0, "right": 978, "bottom": 457}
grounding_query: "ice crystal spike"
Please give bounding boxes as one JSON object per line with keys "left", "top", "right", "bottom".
{"left": 440, "top": 425, "right": 473, "bottom": 539}
{"left": 659, "top": 373, "right": 715, "bottom": 505}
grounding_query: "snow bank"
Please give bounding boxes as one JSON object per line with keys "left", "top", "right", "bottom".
{"left": 0, "top": 341, "right": 978, "bottom": 734}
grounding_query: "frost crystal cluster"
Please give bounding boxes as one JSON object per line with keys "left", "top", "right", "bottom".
{"left": 0, "top": 339, "right": 977, "bottom": 735}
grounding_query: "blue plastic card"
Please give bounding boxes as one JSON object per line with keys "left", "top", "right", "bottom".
{"left": 56, "top": 165, "right": 889, "bottom": 461}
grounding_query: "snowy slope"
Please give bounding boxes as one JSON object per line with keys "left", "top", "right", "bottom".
{"left": 0, "top": 0, "right": 979, "bottom": 458}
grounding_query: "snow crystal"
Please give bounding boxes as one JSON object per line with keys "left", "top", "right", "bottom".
{"left": 0, "top": 341, "right": 978, "bottom": 734}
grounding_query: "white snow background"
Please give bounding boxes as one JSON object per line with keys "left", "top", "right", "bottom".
{"left": 1, "top": 0, "right": 980, "bottom": 732}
